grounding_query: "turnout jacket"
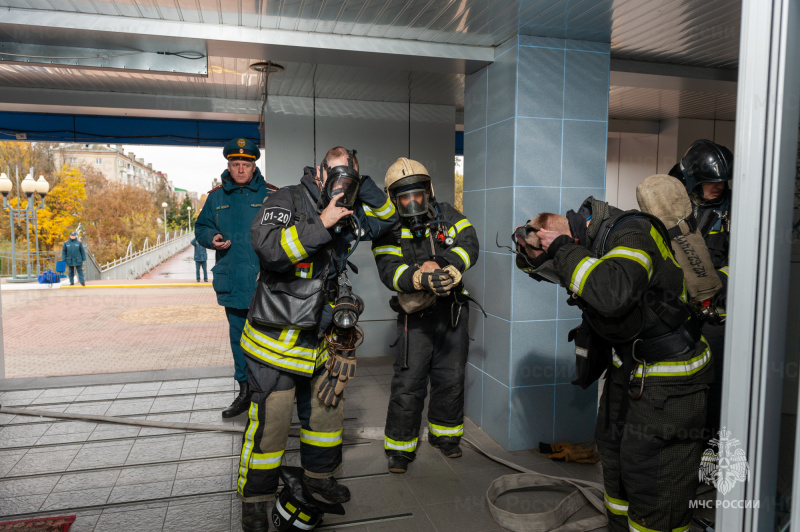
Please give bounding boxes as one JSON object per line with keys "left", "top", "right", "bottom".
{"left": 194, "top": 169, "right": 276, "bottom": 309}
{"left": 371, "top": 202, "right": 479, "bottom": 296}
{"left": 546, "top": 198, "right": 712, "bottom": 386}
{"left": 241, "top": 169, "right": 397, "bottom": 377}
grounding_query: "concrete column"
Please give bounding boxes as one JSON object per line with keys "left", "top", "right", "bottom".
{"left": 462, "top": 35, "right": 610, "bottom": 450}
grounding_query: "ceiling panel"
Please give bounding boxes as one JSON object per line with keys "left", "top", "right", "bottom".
{"left": 608, "top": 86, "right": 737, "bottom": 121}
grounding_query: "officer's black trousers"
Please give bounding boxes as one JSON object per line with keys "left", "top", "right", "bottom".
{"left": 384, "top": 303, "right": 469, "bottom": 456}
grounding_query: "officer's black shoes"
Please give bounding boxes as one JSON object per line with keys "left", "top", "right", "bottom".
{"left": 302, "top": 474, "right": 351, "bottom": 504}
{"left": 429, "top": 436, "right": 463, "bottom": 458}
{"left": 241, "top": 500, "right": 271, "bottom": 532}
{"left": 387, "top": 455, "right": 410, "bottom": 474}
{"left": 222, "top": 380, "right": 251, "bottom": 418}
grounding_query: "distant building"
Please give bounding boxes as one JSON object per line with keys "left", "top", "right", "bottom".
{"left": 55, "top": 144, "right": 172, "bottom": 194}
{"left": 173, "top": 188, "right": 199, "bottom": 210}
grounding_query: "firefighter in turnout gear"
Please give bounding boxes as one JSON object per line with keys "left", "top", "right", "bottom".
{"left": 194, "top": 137, "right": 277, "bottom": 419}
{"left": 372, "top": 158, "right": 480, "bottom": 474}
{"left": 514, "top": 197, "right": 712, "bottom": 532}
{"left": 669, "top": 139, "right": 733, "bottom": 442}
{"left": 236, "top": 147, "right": 397, "bottom": 532}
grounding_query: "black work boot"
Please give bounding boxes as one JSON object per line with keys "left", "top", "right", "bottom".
{"left": 429, "top": 436, "right": 463, "bottom": 458}
{"left": 302, "top": 474, "right": 351, "bottom": 503}
{"left": 241, "top": 500, "right": 271, "bottom": 532}
{"left": 222, "top": 380, "right": 251, "bottom": 418}
{"left": 387, "top": 454, "right": 411, "bottom": 474}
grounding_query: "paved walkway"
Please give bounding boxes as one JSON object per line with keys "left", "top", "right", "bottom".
{"left": 141, "top": 246, "right": 216, "bottom": 282}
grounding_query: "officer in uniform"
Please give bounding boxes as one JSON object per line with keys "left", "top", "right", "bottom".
{"left": 371, "top": 158, "right": 479, "bottom": 474}
{"left": 62, "top": 231, "right": 86, "bottom": 286}
{"left": 194, "top": 138, "right": 277, "bottom": 418}
{"left": 236, "top": 147, "right": 397, "bottom": 532}
{"left": 669, "top": 139, "right": 732, "bottom": 439}
{"left": 514, "top": 197, "right": 711, "bottom": 532}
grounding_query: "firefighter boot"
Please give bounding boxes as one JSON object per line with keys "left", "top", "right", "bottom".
{"left": 222, "top": 380, "right": 251, "bottom": 418}
{"left": 429, "top": 436, "right": 462, "bottom": 458}
{"left": 241, "top": 500, "right": 271, "bottom": 532}
{"left": 387, "top": 451, "right": 413, "bottom": 474}
{"left": 302, "top": 474, "right": 351, "bottom": 504}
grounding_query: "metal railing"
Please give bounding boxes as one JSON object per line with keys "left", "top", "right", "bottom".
{"left": 0, "top": 250, "right": 60, "bottom": 278}
{"left": 98, "top": 229, "right": 193, "bottom": 281}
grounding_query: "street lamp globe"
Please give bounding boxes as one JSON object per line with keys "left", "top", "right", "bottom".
{"left": 162, "top": 202, "right": 168, "bottom": 208}
{"left": 35, "top": 175, "right": 50, "bottom": 196}
{"left": 20, "top": 173, "right": 36, "bottom": 195}
{"left": 0, "top": 173, "right": 12, "bottom": 196}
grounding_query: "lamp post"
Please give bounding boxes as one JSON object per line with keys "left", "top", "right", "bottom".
{"left": 161, "top": 202, "right": 168, "bottom": 243}
{"left": 186, "top": 205, "right": 192, "bottom": 231}
{"left": 0, "top": 168, "right": 49, "bottom": 282}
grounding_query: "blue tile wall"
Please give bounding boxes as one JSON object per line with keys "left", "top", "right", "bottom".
{"left": 463, "top": 129, "right": 487, "bottom": 191}
{"left": 509, "top": 385, "right": 554, "bottom": 451}
{"left": 482, "top": 375, "right": 510, "bottom": 449}
{"left": 564, "top": 50, "right": 610, "bottom": 121}
{"left": 515, "top": 118, "right": 563, "bottom": 187}
{"left": 467, "top": 310, "right": 485, "bottom": 371}
{"left": 561, "top": 120, "right": 608, "bottom": 189}
{"left": 482, "top": 251, "right": 513, "bottom": 321}
{"left": 511, "top": 320, "right": 557, "bottom": 387}
{"left": 464, "top": 362, "right": 483, "bottom": 425}
{"left": 464, "top": 68, "right": 488, "bottom": 134}
{"left": 487, "top": 46, "right": 518, "bottom": 125}
{"left": 462, "top": 244, "right": 485, "bottom": 308}
{"left": 483, "top": 314, "right": 511, "bottom": 386}
{"left": 553, "top": 383, "right": 598, "bottom": 442}
{"left": 486, "top": 118, "right": 516, "bottom": 189}
{"left": 518, "top": 46, "right": 564, "bottom": 119}
{"left": 463, "top": 34, "right": 609, "bottom": 452}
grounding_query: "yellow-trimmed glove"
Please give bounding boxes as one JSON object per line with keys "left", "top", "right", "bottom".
{"left": 412, "top": 269, "right": 453, "bottom": 296}
{"left": 443, "top": 265, "right": 462, "bottom": 286}
{"left": 317, "top": 353, "right": 357, "bottom": 407}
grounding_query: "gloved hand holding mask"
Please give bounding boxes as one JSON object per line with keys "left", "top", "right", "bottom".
{"left": 412, "top": 269, "right": 454, "bottom": 296}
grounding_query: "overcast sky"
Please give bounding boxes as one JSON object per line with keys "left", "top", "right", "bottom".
{"left": 123, "top": 145, "right": 231, "bottom": 195}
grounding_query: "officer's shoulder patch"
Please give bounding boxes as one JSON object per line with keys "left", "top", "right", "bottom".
{"left": 261, "top": 206, "right": 292, "bottom": 226}
{"left": 208, "top": 184, "right": 223, "bottom": 194}
{"left": 265, "top": 182, "right": 279, "bottom": 192}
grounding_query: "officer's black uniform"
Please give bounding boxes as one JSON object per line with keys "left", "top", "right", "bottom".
{"left": 522, "top": 197, "right": 712, "bottom": 532}
{"left": 372, "top": 200, "right": 479, "bottom": 466}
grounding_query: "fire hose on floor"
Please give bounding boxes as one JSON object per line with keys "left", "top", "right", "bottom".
{"left": 0, "top": 403, "right": 607, "bottom": 531}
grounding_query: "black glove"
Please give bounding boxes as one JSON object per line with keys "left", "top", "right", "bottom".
{"left": 412, "top": 269, "right": 454, "bottom": 296}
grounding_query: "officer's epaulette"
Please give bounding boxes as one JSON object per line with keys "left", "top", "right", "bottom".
{"left": 265, "top": 182, "right": 279, "bottom": 192}
{"left": 208, "top": 184, "right": 223, "bottom": 194}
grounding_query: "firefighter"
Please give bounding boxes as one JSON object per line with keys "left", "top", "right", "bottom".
{"left": 236, "top": 147, "right": 397, "bottom": 532}
{"left": 514, "top": 197, "right": 711, "bottom": 532}
{"left": 669, "top": 139, "right": 733, "bottom": 440}
{"left": 371, "top": 158, "right": 480, "bottom": 474}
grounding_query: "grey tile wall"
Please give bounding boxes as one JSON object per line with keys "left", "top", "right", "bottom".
{"left": 463, "top": 34, "right": 609, "bottom": 451}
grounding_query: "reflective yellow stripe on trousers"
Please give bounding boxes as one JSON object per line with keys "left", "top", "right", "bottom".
{"left": 384, "top": 436, "right": 418, "bottom": 452}
{"left": 300, "top": 428, "right": 343, "bottom": 448}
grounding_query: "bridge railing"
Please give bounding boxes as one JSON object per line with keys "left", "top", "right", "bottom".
{"left": 98, "top": 230, "right": 193, "bottom": 280}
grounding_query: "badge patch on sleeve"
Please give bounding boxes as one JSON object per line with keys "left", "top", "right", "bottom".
{"left": 261, "top": 207, "right": 292, "bottom": 226}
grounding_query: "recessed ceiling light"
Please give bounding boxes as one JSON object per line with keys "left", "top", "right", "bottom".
{"left": 249, "top": 61, "right": 285, "bottom": 74}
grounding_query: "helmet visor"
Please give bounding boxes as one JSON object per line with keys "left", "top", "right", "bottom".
{"left": 325, "top": 171, "right": 360, "bottom": 208}
{"left": 396, "top": 189, "right": 428, "bottom": 217}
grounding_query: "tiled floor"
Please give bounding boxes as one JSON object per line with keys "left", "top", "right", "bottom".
{"left": 0, "top": 359, "right": 615, "bottom": 531}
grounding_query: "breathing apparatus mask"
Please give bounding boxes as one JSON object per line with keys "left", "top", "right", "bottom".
{"left": 322, "top": 149, "right": 361, "bottom": 210}
{"left": 395, "top": 184, "right": 430, "bottom": 238}
{"left": 496, "top": 224, "right": 562, "bottom": 284}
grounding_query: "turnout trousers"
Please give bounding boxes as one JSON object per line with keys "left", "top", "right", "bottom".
{"left": 384, "top": 303, "right": 469, "bottom": 458}
{"left": 595, "top": 378, "right": 708, "bottom": 532}
{"left": 236, "top": 358, "right": 344, "bottom": 502}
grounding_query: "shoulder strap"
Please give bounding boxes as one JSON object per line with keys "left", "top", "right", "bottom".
{"left": 594, "top": 210, "right": 673, "bottom": 257}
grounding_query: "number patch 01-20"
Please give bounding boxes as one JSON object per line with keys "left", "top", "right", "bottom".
{"left": 261, "top": 207, "right": 292, "bottom": 226}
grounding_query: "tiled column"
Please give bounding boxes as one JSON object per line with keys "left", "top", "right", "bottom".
{"left": 462, "top": 36, "right": 610, "bottom": 451}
